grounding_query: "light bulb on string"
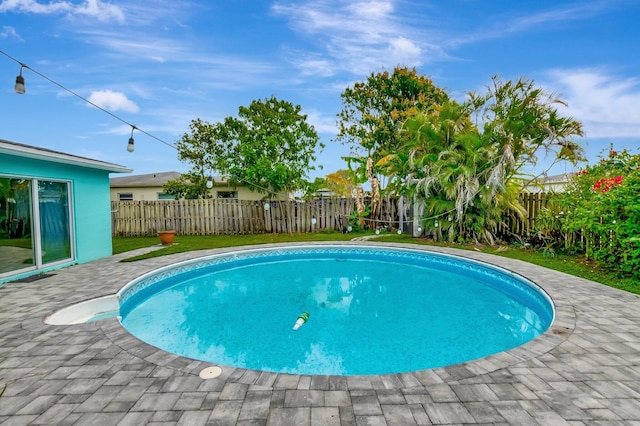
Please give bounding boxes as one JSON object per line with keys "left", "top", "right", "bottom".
{"left": 14, "top": 65, "right": 25, "bottom": 94}
{"left": 0, "top": 49, "right": 297, "bottom": 203}
{"left": 127, "top": 126, "right": 136, "bottom": 152}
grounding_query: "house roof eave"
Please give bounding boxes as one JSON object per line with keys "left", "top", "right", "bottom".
{"left": 0, "top": 139, "right": 132, "bottom": 174}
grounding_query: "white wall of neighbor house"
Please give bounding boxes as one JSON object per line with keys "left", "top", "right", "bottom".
{"left": 110, "top": 185, "right": 291, "bottom": 201}
{"left": 110, "top": 187, "right": 169, "bottom": 201}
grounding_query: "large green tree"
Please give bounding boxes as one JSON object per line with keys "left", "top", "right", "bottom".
{"left": 335, "top": 66, "right": 449, "bottom": 229}
{"left": 335, "top": 66, "right": 449, "bottom": 183}
{"left": 174, "top": 96, "right": 323, "bottom": 198}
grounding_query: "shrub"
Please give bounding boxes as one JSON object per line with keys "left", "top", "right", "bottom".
{"left": 539, "top": 149, "right": 640, "bottom": 279}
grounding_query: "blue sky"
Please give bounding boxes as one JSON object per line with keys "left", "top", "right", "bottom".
{"left": 1, "top": 0, "right": 639, "bottom": 181}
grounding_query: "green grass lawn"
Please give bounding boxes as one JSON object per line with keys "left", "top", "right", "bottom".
{"left": 112, "top": 232, "right": 639, "bottom": 294}
{"left": 112, "top": 231, "right": 362, "bottom": 261}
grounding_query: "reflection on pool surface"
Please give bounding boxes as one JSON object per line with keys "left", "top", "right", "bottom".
{"left": 119, "top": 245, "right": 553, "bottom": 375}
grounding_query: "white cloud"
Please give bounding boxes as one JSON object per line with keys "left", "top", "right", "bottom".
{"left": 0, "top": 0, "right": 124, "bottom": 23}
{"left": 0, "top": 25, "right": 22, "bottom": 40}
{"left": 88, "top": 90, "right": 139, "bottom": 113}
{"left": 0, "top": 0, "right": 72, "bottom": 14}
{"left": 77, "top": 29, "right": 185, "bottom": 62}
{"left": 546, "top": 69, "right": 640, "bottom": 138}
{"left": 297, "top": 58, "right": 335, "bottom": 77}
{"left": 274, "top": 1, "right": 623, "bottom": 80}
{"left": 386, "top": 36, "right": 422, "bottom": 64}
{"left": 272, "top": 0, "right": 432, "bottom": 76}
{"left": 100, "top": 123, "right": 135, "bottom": 136}
{"left": 445, "top": 2, "right": 614, "bottom": 49}
{"left": 508, "top": 2, "right": 606, "bottom": 32}
{"left": 304, "top": 109, "right": 338, "bottom": 134}
{"left": 75, "top": 0, "right": 124, "bottom": 23}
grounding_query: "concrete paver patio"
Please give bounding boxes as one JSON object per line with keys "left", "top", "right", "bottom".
{"left": 1, "top": 241, "right": 640, "bottom": 425}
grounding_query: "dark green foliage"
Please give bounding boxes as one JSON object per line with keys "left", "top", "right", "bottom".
{"left": 163, "top": 172, "right": 212, "bottom": 199}
{"left": 540, "top": 149, "right": 640, "bottom": 279}
{"left": 396, "top": 77, "right": 584, "bottom": 244}
{"left": 335, "top": 66, "right": 449, "bottom": 186}
{"left": 176, "top": 96, "right": 323, "bottom": 197}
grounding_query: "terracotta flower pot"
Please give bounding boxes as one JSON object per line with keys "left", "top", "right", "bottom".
{"left": 157, "top": 230, "right": 176, "bottom": 245}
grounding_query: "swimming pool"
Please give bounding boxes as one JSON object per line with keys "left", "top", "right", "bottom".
{"left": 118, "top": 245, "right": 554, "bottom": 375}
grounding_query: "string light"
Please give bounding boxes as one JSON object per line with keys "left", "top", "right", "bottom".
{"left": 0, "top": 49, "right": 297, "bottom": 200}
{"left": 1, "top": 49, "right": 174, "bottom": 151}
{"left": 127, "top": 126, "right": 136, "bottom": 152}
{"left": 14, "top": 65, "right": 25, "bottom": 94}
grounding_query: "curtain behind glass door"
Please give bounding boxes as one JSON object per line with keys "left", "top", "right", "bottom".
{"left": 38, "top": 180, "right": 71, "bottom": 264}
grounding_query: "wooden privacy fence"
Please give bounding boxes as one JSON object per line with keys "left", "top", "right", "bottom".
{"left": 509, "top": 192, "right": 549, "bottom": 236}
{"left": 111, "top": 198, "right": 399, "bottom": 237}
{"left": 111, "top": 193, "right": 550, "bottom": 237}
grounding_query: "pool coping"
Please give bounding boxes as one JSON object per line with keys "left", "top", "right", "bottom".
{"left": 100, "top": 242, "right": 577, "bottom": 389}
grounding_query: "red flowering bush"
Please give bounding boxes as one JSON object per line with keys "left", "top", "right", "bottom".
{"left": 540, "top": 148, "right": 640, "bottom": 279}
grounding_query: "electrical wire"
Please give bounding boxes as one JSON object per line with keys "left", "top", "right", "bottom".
{"left": 1, "top": 49, "right": 282, "bottom": 196}
{"left": 3, "top": 49, "right": 452, "bottom": 215}
{"left": 1, "top": 49, "right": 176, "bottom": 150}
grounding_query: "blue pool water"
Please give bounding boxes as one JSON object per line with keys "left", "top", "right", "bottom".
{"left": 119, "top": 246, "right": 553, "bottom": 375}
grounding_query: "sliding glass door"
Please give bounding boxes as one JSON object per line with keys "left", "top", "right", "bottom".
{"left": 0, "top": 175, "right": 73, "bottom": 278}
{"left": 0, "top": 177, "right": 34, "bottom": 275}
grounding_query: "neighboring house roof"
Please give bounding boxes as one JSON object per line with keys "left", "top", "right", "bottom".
{"left": 110, "top": 171, "right": 183, "bottom": 187}
{"left": 522, "top": 172, "right": 576, "bottom": 193}
{"left": 542, "top": 172, "right": 575, "bottom": 184}
{"left": 0, "top": 138, "right": 131, "bottom": 173}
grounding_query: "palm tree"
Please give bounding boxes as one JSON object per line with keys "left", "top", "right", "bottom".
{"left": 468, "top": 76, "right": 585, "bottom": 186}
{"left": 393, "top": 76, "right": 584, "bottom": 244}
{"left": 400, "top": 101, "right": 526, "bottom": 244}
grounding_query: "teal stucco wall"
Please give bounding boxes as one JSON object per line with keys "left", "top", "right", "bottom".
{"left": 1, "top": 152, "right": 116, "bottom": 283}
